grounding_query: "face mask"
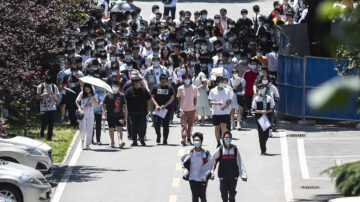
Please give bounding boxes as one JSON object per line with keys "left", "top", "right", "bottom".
{"left": 250, "top": 65, "right": 257, "bottom": 70}
{"left": 185, "top": 37, "right": 191, "bottom": 42}
{"left": 110, "top": 57, "right": 116, "bottom": 61}
{"left": 234, "top": 55, "right": 240, "bottom": 59}
{"left": 153, "top": 61, "right": 160, "bottom": 67}
{"left": 184, "top": 28, "right": 189, "bottom": 32}
{"left": 106, "top": 34, "right": 111, "bottom": 38}
{"left": 257, "top": 53, "right": 263, "bottom": 57}
{"left": 117, "top": 57, "right": 122, "bottom": 61}
{"left": 153, "top": 52, "right": 159, "bottom": 56}
{"left": 58, "top": 58, "right": 64, "bottom": 63}
{"left": 72, "top": 72, "right": 79, "bottom": 77}
{"left": 219, "top": 83, "right": 226, "bottom": 88}
{"left": 233, "top": 74, "right": 239, "bottom": 78}
{"left": 164, "top": 32, "right": 169, "bottom": 37}
{"left": 184, "top": 79, "right": 191, "bottom": 85}
{"left": 262, "top": 80, "right": 268, "bottom": 84}
{"left": 126, "top": 65, "right": 133, "bottom": 70}
{"left": 181, "top": 16, "right": 185, "bottom": 21}
{"left": 91, "top": 67, "right": 98, "bottom": 71}
{"left": 145, "top": 42, "right": 151, "bottom": 48}
{"left": 242, "top": 14, "right": 247, "bottom": 18}
{"left": 229, "top": 37, "right": 235, "bottom": 42}
{"left": 214, "top": 19, "right": 220, "bottom": 24}
{"left": 240, "top": 59, "right": 248, "bottom": 63}
{"left": 224, "top": 139, "right": 232, "bottom": 145}
{"left": 112, "top": 86, "right": 119, "bottom": 92}
{"left": 180, "top": 69, "right": 186, "bottom": 74}
{"left": 140, "top": 69, "right": 147, "bottom": 74}
{"left": 259, "top": 71, "right": 263, "bottom": 76}
{"left": 188, "top": 48, "right": 194, "bottom": 52}
{"left": 112, "top": 71, "right": 117, "bottom": 76}
{"left": 193, "top": 141, "right": 201, "bottom": 147}
{"left": 258, "top": 22, "right": 262, "bottom": 26}
{"left": 201, "top": 45, "right": 207, "bottom": 50}
{"left": 170, "top": 27, "right": 175, "bottom": 31}
{"left": 202, "top": 15, "right": 207, "bottom": 19}
{"left": 155, "top": 9, "right": 160, "bottom": 13}
{"left": 259, "top": 88, "right": 266, "bottom": 94}
{"left": 125, "top": 55, "right": 132, "bottom": 60}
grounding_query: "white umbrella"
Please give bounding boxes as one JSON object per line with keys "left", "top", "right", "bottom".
{"left": 79, "top": 76, "right": 113, "bottom": 93}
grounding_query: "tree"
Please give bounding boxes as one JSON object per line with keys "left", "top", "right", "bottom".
{"left": 0, "top": 0, "right": 89, "bottom": 135}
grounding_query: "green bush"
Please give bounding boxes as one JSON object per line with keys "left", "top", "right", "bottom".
{"left": 322, "top": 161, "right": 360, "bottom": 196}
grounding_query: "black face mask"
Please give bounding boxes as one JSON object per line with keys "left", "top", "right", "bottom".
{"left": 45, "top": 78, "right": 52, "bottom": 84}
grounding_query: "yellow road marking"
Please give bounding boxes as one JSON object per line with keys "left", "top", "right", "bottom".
{"left": 172, "top": 178, "right": 180, "bottom": 187}
{"left": 178, "top": 149, "right": 185, "bottom": 157}
{"left": 176, "top": 163, "right": 182, "bottom": 171}
{"left": 169, "top": 195, "right": 177, "bottom": 202}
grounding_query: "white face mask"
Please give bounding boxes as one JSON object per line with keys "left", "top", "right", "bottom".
{"left": 262, "top": 80, "right": 268, "bottom": 85}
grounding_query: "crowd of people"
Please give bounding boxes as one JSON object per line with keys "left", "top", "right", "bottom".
{"left": 34, "top": 0, "right": 311, "bottom": 200}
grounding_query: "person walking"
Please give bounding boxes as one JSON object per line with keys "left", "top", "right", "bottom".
{"left": 76, "top": 83, "right": 98, "bottom": 150}
{"left": 36, "top": 75, "right": 59, "bottom": 141}
{"left": 252, "top": 84, "right": 275, "bottom": 155}
{"left": 151, "top": 74, "right": 175, "bottom": 145}
{"left": 163, "top": 0, "right": 177, "bottom": 20}
{"left": 177, "top": 73, "right": 199, "bottom": 146}
{"left": 192, "top": 64, "right": 211, "bottom": 126}
{"left": 212, "top": 131, "right": 248, "bottom": 202}
{"left": 230, "top": 69, "right": 246, "bottom": 130}
{"left": 181, "top": 132, "right": 213, "bottom": 202}
{"left": 102, "top": 81, "right": 128, "bottom": 148}
{"left": 208, "top": 76, "right": 233, "bottom": 148}
{"left": 124, "top": 76, "right": 151, "bottom": 146}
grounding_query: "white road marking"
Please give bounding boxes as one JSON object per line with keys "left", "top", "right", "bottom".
{"left": 61, "top": 131, "right": 80, "bottom": 164}
{"left": 172, "top": 178, "right": 180, "bottom": 187}
{"left": 176, "top": 163, "right": 182, "bottom": 171}
{"left": 305, "top": 138, "right": 360, "bottom": 140}
{"left": 280, "top": 132, "right": 294, "bottom": 202}
{"left": 307, "top": 155, "right": 360, "bottom": 159}
{"left": 169, "top": 195, "right": 178, "bottom": 202}
{"left": 297, "top": 139, "right": 310, "bottom": 179}
{"left": 178, "top": 149, "right": 185, "bottom": 157}
{"left": 51, "top": 141, "right": 82, "bottom": 202}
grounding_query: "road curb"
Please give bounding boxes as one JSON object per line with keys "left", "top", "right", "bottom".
{"left": 61, "top": 130, "right": 80, "bottom": 165}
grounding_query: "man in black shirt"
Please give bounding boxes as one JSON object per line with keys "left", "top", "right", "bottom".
{"left": 151, "top": 74, "right": 175, "bottom": 145}
{"left": 102, "top": 81, "right": 128, "bottom": 148}
{"left": 85, "top": 60, "right": 107, "bottom": 80}
{"left": 124, "top": 76, "right": 151, "bottom": 146}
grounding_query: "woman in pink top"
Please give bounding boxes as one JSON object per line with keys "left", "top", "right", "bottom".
{"left": 176, "top": 73, "right": 199, "bottom": 146}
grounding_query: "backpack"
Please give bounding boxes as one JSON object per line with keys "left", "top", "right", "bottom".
{"left": 189, "top": 148, "right": 210, "bottom": 164}
{"left": 218, "top": 145, "right": 238, "bottom": 162}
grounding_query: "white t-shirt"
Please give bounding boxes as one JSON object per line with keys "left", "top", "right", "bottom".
{"left": 164, "top": 0, "right": 177, "bottom": 8}
{"left": 208, "top": 87, "right": 233, "bottom": 115}
{"left": 153, "top": 68, "right": 161, "bottom": 84}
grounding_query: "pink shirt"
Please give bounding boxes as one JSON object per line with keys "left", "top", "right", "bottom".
{"left": 176, "top": 85, "right": 198, "bottom": 112}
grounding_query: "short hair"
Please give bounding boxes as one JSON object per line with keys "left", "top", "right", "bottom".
{"left": 182, "top": 72, "right": 191, "bottom": 79}
{"left": 220, "top": 8, "right": 227, "bottom": 13}
{"left": 159, "top": 74, "right": 168, "bottom": 80}
{"left": 192, "top": 132, "right": 204, "bottom": 142}
{"left": 253, "top": 5, "right": 260, "bottom": 12}
{"left": 273, "top": 1, "right": 280, "bottom": 7}
{"left": 113, "top": 81, "right": 120, "bottom": 86}
{"left": 216, "top": 76, "right": 224, "bottom": 83}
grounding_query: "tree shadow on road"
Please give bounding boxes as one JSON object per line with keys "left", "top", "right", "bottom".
{"left": 295, "top": 194, "right": 342, "bottom": 202}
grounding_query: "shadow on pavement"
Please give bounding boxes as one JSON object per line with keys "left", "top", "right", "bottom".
{"left": 295, "top": 194, "right": 342, "bottom": 202}
{"left": 90, "top": 148, "right": 121, "bottom": 152}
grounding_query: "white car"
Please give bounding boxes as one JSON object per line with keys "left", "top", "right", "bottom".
{"left": 0, "top": 135, "right": 53, "bottom": 178}
{"left": 0, "top": 160, "right": 51, "bottom": 202}
{"left": 329, "top": 197, "right": 360, "bottom": 202}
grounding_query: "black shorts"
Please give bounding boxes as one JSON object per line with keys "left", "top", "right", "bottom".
{"left": 236, "top": 95, "right": 245, "bottom": 107}
{"left": 107, "top": 116, "right": 125, "bottom": 128}
{"left": 212, "top": 115, "right": 230, "bottom": 126}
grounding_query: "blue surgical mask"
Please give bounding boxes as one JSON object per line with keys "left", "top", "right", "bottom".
{"left": 110, "top": 57, "right": 116, "bottom": 61}
{"left": 250, "top": 65, "right": 257, "bottom": 70}
{"left": 125, "top": 55, "right": 132, "bottom": 60}
{"left": 257, "top": 53, "right": 263, "bottom": 57}
{"left": 153, "top": 61, "right": 160, "bottom": 66}
{"left": 195, "top": 53, "right": 200, "bottom": 58}
{"left": 112, "top": 86, "right": 119, "bottom": 92}
{"left": 202, "top": 15, "right": 207, "bottom": 19}
{"left": 184, "top": 79, "right": 191, "bottom": 85}
{"left": 185, "top": 37, "right": 191, "bottom": 41}
{"left": 224, "top": 139, "right": 232, "bottom": 145}
{"left": 259, "top": 89, "right": 266, "bottom": 94}
{"left": 126, "top": 65, "right": 133, "bottom": 70}
{"left": 201, "top": 45, "right": 207, "bottom": 50}
{"left": 112, "top": 71, "right": 117, "bottom": 76}
{"left": 214, "top": 19, "right": 220, "bottom": 24}
{"left": 72, "top": 72, "right": 78, "bottom": 76}
{"left": 164, "top": 32, "right": 169, "bottom": 37}
{"left": 240, "top": 59, "right": 248, "bottom": 63}
{"left": 106, "top": 33, "right": 111, "bottom": 38}
{"left": 193, "top": 141, "right": 201, "bottom": 147}
{"left": 180, "top": 69, "right": 186, "bottom": 74}
{"left": 259, "top": 71, "right": 263, "bottom": 76}
{"left": 219, "top": 83, "right": 226, "bottom": 88}
{"left": 140, "top": 69, "right": 147, "bottom": 74}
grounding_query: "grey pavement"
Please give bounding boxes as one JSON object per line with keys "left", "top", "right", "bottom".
{"left": 52, "top": 114, "right": 360, "bottom": 202}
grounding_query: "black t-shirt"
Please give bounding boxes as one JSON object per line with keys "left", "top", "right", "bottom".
{"left": 151, "top": 84, "right": 174, "bottom": 108}
{"left": 124, "top": 86, "right": 151, "bottom": 114}
{"left": 122, "top": 80, "right": 132, "bottom": 93}
{"left": 85, "top": 68, "right": 107, "bottom": 79}
{"left": 103, "top": 92, "right": 126, "bottom": 118}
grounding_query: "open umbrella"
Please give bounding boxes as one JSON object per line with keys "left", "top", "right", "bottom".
{"left": 110, "top": 1, "right": 140, "bottom": 13}
{"left": 79, "top": 76, "right": 113, "bottom": 93}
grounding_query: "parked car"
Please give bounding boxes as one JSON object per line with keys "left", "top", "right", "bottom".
{"left": 0, "top": 194, "right": 16, "bottom": 202}
{"left": 329, "top": 197, "right": 360, "bottom": 202}
{"left": 0, "top": 160, "right": 51, "bottom": 202}
{"left": 0, "top": 134, "right": 53, "bottom": 178}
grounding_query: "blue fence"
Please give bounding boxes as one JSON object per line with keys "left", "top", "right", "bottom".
{"left": 278, "top": 55, "right": 360, "bottom": 121}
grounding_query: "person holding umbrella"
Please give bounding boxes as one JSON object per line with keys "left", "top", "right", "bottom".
{"left": 76, "top": 83, "right": 99, "bottom": 150}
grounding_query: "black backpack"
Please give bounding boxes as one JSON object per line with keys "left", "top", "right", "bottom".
{"left": 218, "top": 145, "right": 238, "bottom": 162}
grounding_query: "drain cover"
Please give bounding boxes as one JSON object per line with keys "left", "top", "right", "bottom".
{"left": 287, "top": 134, "right": 306, "bottom": 137}
{"left": 301, "top": 186, "right": 320, "bottom": 189}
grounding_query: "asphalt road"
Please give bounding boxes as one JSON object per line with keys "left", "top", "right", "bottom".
{"left": 49, "top": 113, "right": 360, "bottom": 202}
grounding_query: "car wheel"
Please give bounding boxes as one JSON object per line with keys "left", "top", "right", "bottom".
{"left": 0, "top": 184, "right": 23, "bottom": 202}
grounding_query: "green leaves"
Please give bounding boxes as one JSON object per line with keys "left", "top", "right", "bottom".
{"left": 308, "top": 76, "right": 360, "bottom": 111}
{"left": 317, "top": 1, "right": 348, "bottom": 21}
{"left": 322, "top": 161, "right": 360, "bottom": 196}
